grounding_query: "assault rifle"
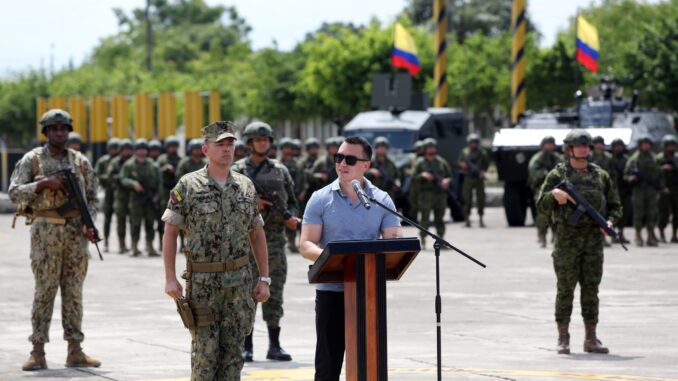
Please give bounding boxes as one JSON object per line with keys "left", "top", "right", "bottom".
{"left": 243, "top": 163, "right": 301, "bottom": 230}
{"left": 136, "top": 180, "right": 159, "bottom": 214}
{"left": 54, "top": 167, "right": 104, "bottom": 260}
{"left": 556, "top": 180, "right": 628, "bottom": 251}
{"left": 373, "top": 161, "right": 396, "bottom": 190}
{"left": 464, "top": 158, "right": 482, "bottom": 178}
{"left": 630, "top": 164, "right": 662, "bottom": 190}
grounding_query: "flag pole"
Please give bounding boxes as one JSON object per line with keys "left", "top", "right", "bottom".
{"left": 574, "top": 9, "right": 582, "bottom": 126}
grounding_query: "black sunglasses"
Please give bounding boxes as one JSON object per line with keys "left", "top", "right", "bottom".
{"left": 333, "top": 153, "right": 370, "bottom": 166}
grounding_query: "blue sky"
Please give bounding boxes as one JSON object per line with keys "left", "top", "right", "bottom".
{"left": 0, "top": 0, "right": 659, "bottom": 77}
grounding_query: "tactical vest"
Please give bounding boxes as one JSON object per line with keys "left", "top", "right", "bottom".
{"left": 558, "top": 163, "right": 607, "bottom": 226}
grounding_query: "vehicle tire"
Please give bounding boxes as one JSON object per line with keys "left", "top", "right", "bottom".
{"left": 503, "top": 182, "right": 526, "bottom": 226}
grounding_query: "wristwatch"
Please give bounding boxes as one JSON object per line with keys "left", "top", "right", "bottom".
{"left": 259, "top": 276, "right": 272, "bottom": 286}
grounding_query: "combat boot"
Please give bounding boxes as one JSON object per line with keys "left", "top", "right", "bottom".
{"left": 618, "top": 228, "right": 630, "bottom": 244}
{"left": 146, "top": 240, "right": 160, "bottom": 257}
{"left": 646, "top": 228, "right": 659, "bottom": 247}
{"left": 671, "top": 228, "right": 678, "bottom": 243}
{"left": 658, "top": 229, "right": 667, "bottom": 243}
{"left": 538, "top": 233, "right": 547, "bottom": 248}
{"left": 634, "top": 229, "right": 644, "bottom": 247}
{"left": 266, "top": 326, "right": 292, "bottom": 361}
{"left": 131, "top": 240, "right": 141, "bottom": 257}
{"left": 479, "top": 215, "right": 486, "bottom": 228}
{"left": 242, "top": 333, "right": 253, "bottom": 362}
{"left": 119, "top": 237, "right": 129, "bottom": 254}
{"left": 556, "top": 322, "right": 570, "bottom": 355}
{"left": 21, "top": 343, "right": 46, "bottom": 371}
{"left": 287, "top": 242, "right": 299, "bottom": 253}
{"left": 464, "top": 216, "right": 471, "bottom": 228}
{"left": 104, "top": 238, "right": 109, "bottom": 253}
{"left": 583, "top": 323, "right": 609, "bottom": 354}
{"left": 65, "top": 341, "right": 101, "bottom": 368}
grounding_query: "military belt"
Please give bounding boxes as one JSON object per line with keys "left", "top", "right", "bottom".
{"left": 186, "top": 255, "right": 249, "bottom": 273}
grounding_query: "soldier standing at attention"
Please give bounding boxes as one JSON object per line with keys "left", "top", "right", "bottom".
{"left": 148, "top": 139, "right": 163, "bottom": 162}
{"left": 527, "top": 136, "right": 562, "bottom": 248}
{"left": 10, "top": 109, "right": 101, "bottom": 370}
{"left": 609, "top": 139, "right": 631, "bottom": 244}
{"left": 404, "top": 140, "right": 426, "bottom": 223}
{"left": 457, "top": 133, "right": 490, "bottom": 227}
{"left": 279, "top": 138, "right": 305, "bottom": 253}
{"left": 120, "top": 139, "right": 161, "bottom": 257}
{"left": 176, "top": 138, "right": 207, "bottom": 179}
{"left": 95, "top": 138, "right": 120, "bottom": 252}
{"left": 366, "top": 136, "right": 400, "bottom": 198}
{"left": 107, "top": 138, "right": 134, "bottom": 253}
{"left": 162, "top": 121, "right": 270, "bottom": 380}
{"left": 67, "top": 132, "right": 83, "bottom": 152}
{"left": 412, "top": 138, "right": 452, "bottom": 248}
{"left": 311, "top": 137, "right": 342, "bottom": 190}
{"left": 537, "top": 129, "right": 622, "bottom": 355}
{"left": 232, "top": 122, "right": 300, "bottom": 362}
{"left": 625, "top": 136, "right": 667, "bottom": 247}
{"left": 591, "top": 136, "right": 613, "bottom": 174}
{"left": 155, "top": 136, "right": 181, "bottom": 250}
{"left": 234, "top": 141, "right": 249, "bottom": 162}
{"left": 656, "top": 135, "right": 678, "bottom": 243}
{"left": 300, "top": 138, "right": 320, "bottom": 212}
{"left": 267, "top": 142, "right": 278, "bottom": 159}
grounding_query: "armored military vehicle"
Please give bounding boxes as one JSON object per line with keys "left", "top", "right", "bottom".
{"left": 493, "top": 77, "right": 676, "bottom": 226}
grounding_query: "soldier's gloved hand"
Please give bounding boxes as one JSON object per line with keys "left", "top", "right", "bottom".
{"left": 253, "top": 281, "right": 270, "bottom": 303}
{"left": 258, "top": 197, "right": 273, "bottom": 211}
{"left": 165, "top": 278, "right": 183, "bottom": 300}
{"left": 82, "top": 225, "right": 97, "bottom": 243}
{"left": 285, "top": 216, "right": 301, "bottom": 231}
{"left": 551, "top": 188, "right": 575, "bottom": 205}
{"left": 37, "top": 176, "right": 64, "bottom": 192}
{"left": 133, "top": 181, "right": 144, "bottom": 193}
{"left": 421, "top": 172, "right": 434, "bottom": 182}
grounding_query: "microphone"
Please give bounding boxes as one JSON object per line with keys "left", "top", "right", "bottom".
{"left": 351, "top": 179, "right": 371, "bottom": 210}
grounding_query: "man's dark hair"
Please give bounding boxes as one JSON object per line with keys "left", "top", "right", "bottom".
{"left": 343, "top": 136, "right": 372, "bottom": 159}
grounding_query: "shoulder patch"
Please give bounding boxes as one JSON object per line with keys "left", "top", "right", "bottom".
{"left": 170, "top": 189, "right": 183, "bottom": 205}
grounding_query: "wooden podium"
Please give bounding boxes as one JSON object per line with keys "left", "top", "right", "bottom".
{"left": 308, "top": 238, "right": 421, "bottom": 381}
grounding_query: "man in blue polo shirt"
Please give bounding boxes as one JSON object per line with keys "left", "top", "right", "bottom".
{"left": 300, "top": 136, "right": 402, "bottom": 381}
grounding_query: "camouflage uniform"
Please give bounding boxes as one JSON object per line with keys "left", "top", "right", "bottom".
{"left": 457, "top": 135, "right": 490, "bottom": 226}
{"left": 162, "top": 165, "right": 261, "bottom": 380}
{"left": 537, "top": 130, "right": 622, "bottom": 355}
{"left": 624, "top": 138, "right": 664, "bottom": 246}
{"left": 656, "top": 136, "right": 678, "bottom": 243}
{"left": 155, "top": 136, "right": 182, "bottom": 248}
{"left": 94, "top": 139, "right": 120, "bottom": 251}
{"left": 298, "top": 140, "right": 319, "bottom": 215}
{"left": 403, "top": 140, "right": 425, "bottom": 222}
{"left": 120, "top": 141, "right": 161, "bottom": 256}
{"left": 367, "top": 156, "right": 399, "bottom": 197}
{"left": 107, "top": 142, "right": 133, "bottom": 252}
{"left": 412, "top": 153, "right": 451, "bottom": 243}
{"left": 280, "top": 139, "right": 305, "bottom": 252}
{"left": 609, "top": 141, "right": 632, "bottom": 242}
{"left": 528, "top": 142, "right": 563, "bottom": 246}
{"left": 177, "top": 156, "right": 207, "bottom": 179}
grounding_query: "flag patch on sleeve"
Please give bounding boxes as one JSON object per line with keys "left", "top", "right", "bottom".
{"left": 170, "top": 189, "right": 183, "bottom": 205}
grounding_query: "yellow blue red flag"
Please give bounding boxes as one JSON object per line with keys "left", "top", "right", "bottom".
{"left": 576, "top": 16, "right": 599, "bottom": 73}
{"left": 391, "top": 23, "right": 420, "bottom": 76}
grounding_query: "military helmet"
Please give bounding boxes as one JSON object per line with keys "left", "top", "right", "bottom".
{"left": 414, "top": 140, "right": 425, "bottom": 150}
{"left": 149, "top": 139, "right": 162, "bottom": 150}
{"left": 325, "top": 136, "right": 341, "bottom": 148}
{"left": 134, "top": 138, "right": 149, "bottom": 150}
{"left": 280, "top": 137, "right": 295, "bottom": 149}
{"left": 291, "top": 139, "right": 302, "bottom": 150}
{"left": 107, "top": 138, "right": 121, "bottom": 150}
{"left": 466, "top": 133, "right": 480, "bottom": 143}
{"left": 120, "top": 138, "right": 133, "bottom": 149}
{"left": 164, "top": 135, "right": 180, "bottom": 148}
{"left": 243, "top": 121, "right": 274, "bottom": 144}
{"left": 67, "top": 132, "right": 82, "bottom": 144}
{"left": 611, "top": 138, "right": 625, "bottom": 147}
{"left": 235, "top": 141, "right": 247, "bottom": 150}
{"left": 540, "top": 135, "right": 556, "bottom": 146}
{"left": 662, "top": 134, "right": 677, "bottom": 146}
{"left": 305, "top": 137, "right": 320, "bottom": 149}
{"left": 636, "top": 135, "right": 653, "bottom": 145}
{"left": 423, "top": 137, "right": 438, "bottom": 148}
{"left": 563, "top": 129, "right": 592, "bottom": 146}
{"left": 374, "top": 136, "right": 390, "bottom": 148}
{"left": 188, "top": 138, "right": 203, "bottom": 150}
{"left": 592, "top": 136, "right": 605, "bottom": 145}
{"left": 40, "top": 109, "right": 73, "bottom": 133}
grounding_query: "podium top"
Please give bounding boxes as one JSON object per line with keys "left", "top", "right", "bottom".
{"left": 308, "top": 237, "right": 421, "bottom": 284}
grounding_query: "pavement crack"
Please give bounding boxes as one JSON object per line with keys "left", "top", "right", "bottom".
{"left": 126, "top": 338, "right": 191, "bottom": 353}
{"left": 74, "top": 368, "right": 120, "bottom": 380}
{"left": 404, "top": 358, "right": 518, "bottom": 381}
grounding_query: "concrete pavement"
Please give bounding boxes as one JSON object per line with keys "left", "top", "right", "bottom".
{"left": 1, "top": 208, "right": 677, "bottom": 381}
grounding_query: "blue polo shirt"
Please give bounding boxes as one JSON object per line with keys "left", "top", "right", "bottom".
{"left": 303, "top": 178, "right": 401, "bottom": 292}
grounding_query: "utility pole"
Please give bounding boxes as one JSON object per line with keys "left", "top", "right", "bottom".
{"left": 145, "top": 0, "right": 153, "bottom": 71}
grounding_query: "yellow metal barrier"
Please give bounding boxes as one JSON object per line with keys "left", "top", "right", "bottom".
{"left": 158, "top": 92, "right": 177, "bottom": 139}
{"left": 184, "top": 91, "right": 203, "bottom": 139}
{"left": 511, "top": 0, "right": 527, "bottom": 125}
{"left": 36, "top": 98, "right": 48, "bottom": 142}
{"left": 209, "top": 90, "right": 220, "bottom": 124}
{"left": 111, "top": 95, "right": 128, "bottom": 139}
{"left": 134, "top": 93, "right": 154, "bottom": 139}
{"left": 90, "top": 96, "right": 109, "bottom": 143}
{"left": 68, "top": 96, "right": 87, "bottom": 140}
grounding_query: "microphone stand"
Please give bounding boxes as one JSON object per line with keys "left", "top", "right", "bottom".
{"left": 367, "top": 195, "right": 486, "bottom": 381}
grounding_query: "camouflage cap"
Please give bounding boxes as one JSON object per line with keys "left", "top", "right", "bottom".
{"left": 201, "top": 121, "right": 237, "bottom": 142}
{"left": 592, "top": 136, "right": 605, "bottom": 145}
{"left": 662, "top": 134, "right": 677, "bottom": 146}
{"left": 40, "top": 108, "right": 73, "bottom": 132}
{"left": 107, "top": 138, "right": 121, "bottom": 149}
{"left": 67, "top": 132, "right": 82, "bottom": 143}
{"left": 563, "top": 129, "right": 592, "bottom": 146}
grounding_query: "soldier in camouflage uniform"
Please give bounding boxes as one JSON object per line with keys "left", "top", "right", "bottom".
{"left": 107, "top": 138, "right": 134, "bottom": 253}
{"left": 177, "top": 139, "right": 207, "bottom": 179}
{"left": 67, "top": 132, "right": 82, "bottom": 152}
{"left": 280, "top": 138, "right": 305, "bottom": 253}
{"left": 412, "top": 138, "right": 452, "bottom": 248}
{"left": 120, "top": 139, "right": 161, "bottom": 257}
{"left": 155, "top": 136, "right": 181, "bottom": 249}
{"left": 528, "top": 136, "right": 562, "bottom": 247}
{"left": 95, "top": 138, "right": 120, "bottom": 252}
{"left": 537, "top": 129, "right": 622, "bottom": 355}
{"left": 162, "top": 121, "right": 270, "bottom": 381}
{"left": 148, "top": 139, "right": 163, "bottom": 162}
{"left": 267, "top": 142, "right": 278, "bottom": 159}
{"left": 9, "top": 109, "right": 101, "bottom": 371}
{"left": 591, "top": 136, "right": 613, "bottom": 174}
{"left": 234, "top": 141, "right": 249, "bottom": 162}
{"left": 232, "top": 122, "right": 300, "bottom": 362}
{"left": 404, "top": 140, "right": 426, "bottom": 223}
{"left": 311, "top": 137, "right": 342, "bottom": 191}
{"left": 457, "top": 134, "right": 490, "bottom": 227}
{"left": 656, "top": 135, "right": 678, "bottom": 243}
{"left": 366, "top": 136, "right": 400, "bottom": 198}
{"left": 609, "top": 139, "right": 632, "bottom": 244}
{"left": 624, "top": 136, "right": 667, "bottom": 247}
{"left": 299, "top": 138, "right": 320, "bottom": 214}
